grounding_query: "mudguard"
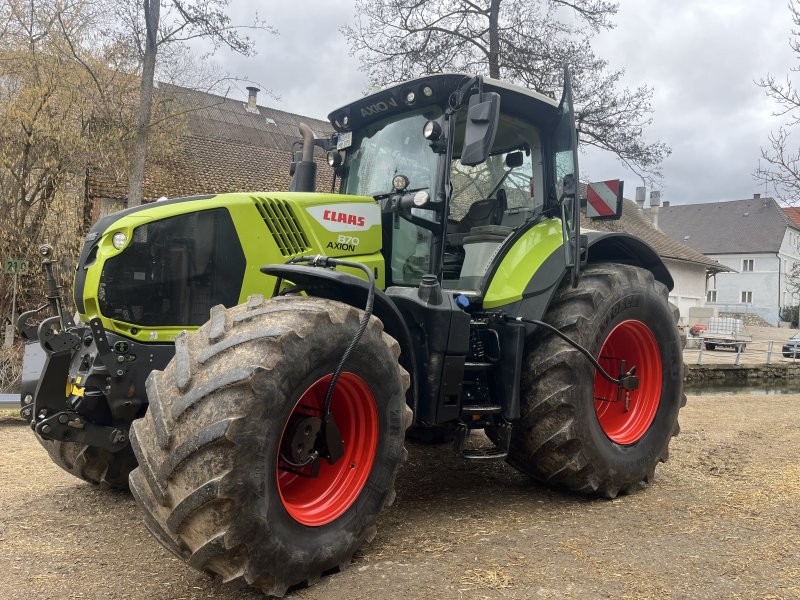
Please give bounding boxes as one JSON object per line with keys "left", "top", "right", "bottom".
{"left": 585, "top": 231, "right": 674, "bottom": 290}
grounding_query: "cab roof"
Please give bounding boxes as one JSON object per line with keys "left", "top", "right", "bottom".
{"left": 328, "top": 73, "right": 562, "bottom": 134}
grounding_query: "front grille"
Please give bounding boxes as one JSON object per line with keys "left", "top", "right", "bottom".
{"left": 98, "top": 208, "right": 246, "bottom": 327}
{"left": 253, "top": 196, "right": 311, "bottom": 256}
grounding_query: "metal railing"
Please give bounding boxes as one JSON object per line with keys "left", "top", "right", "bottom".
{"left": 684, "top": 338, "right": 800, "bottom": 366}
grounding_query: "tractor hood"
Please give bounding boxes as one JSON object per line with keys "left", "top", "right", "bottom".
{"left": 74, "top": 192, "right": 384, "bottom": 343}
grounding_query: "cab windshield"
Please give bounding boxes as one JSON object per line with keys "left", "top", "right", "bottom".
{"left": 343, "top": 107, "right": 443, "bottom": 197}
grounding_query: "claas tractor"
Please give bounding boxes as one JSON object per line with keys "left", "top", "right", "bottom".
{"left": 18, "top": 69, "right": 684, "bottom": 596}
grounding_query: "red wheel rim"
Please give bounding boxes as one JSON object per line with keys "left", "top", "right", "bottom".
{"left": 593, "top": 320, "right": 662, "bottom": 445}
{"left": 277, "top": 373, "right": 378, "bottom": 526}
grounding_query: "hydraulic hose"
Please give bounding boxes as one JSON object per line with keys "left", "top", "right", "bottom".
{"left": 276, "top": 255, "right": 375, "bottom": 412}
{"left": 503, "top": 315, "right": 638, "bottom": 392}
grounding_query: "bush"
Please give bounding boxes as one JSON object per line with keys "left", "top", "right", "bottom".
{"left": 780, "top": 305, "right": 799, "bottom": 328}
{"left": 0, "top": 343, "right": 23, "bottom": 392}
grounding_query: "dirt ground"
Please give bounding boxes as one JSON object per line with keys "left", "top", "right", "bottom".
{"left": 1, "top": 393, "right": 799, "bottom": 600}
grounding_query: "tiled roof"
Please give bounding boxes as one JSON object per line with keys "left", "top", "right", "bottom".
{"left": 165, "top": 84, "right": 333, "bottom": 150}
{"left": 88, "top": 84, "right": 334, "bottom": 202}
{"left": 658, "top": 197, "right": 794, "bottom": 254}
{"left": 784, "top": 206, "right": 800, "bottom": 228}
{"left": 582, "top": 197, "right": 726, "bottom": 271}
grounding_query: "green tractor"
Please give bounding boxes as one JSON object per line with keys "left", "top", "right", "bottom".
{"left": 19, "top": 69, "right": 684, "bottom": 595}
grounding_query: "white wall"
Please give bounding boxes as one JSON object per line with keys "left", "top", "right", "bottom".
{"left": 663, "top": 258, "right": 707, "bottom": 324}
{"left": 706, "top": 252, "right": 780, "bottom": 324}
{"left": 701, "top": 228, "right": 800, "bottom": 325}
{"left": 778, "top": 228, "right": 800, "bottom": 308}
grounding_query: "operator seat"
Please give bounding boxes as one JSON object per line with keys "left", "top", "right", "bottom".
{"left": 449, "top": 189, "right": 512, "bottom": 246}
{"left": 443, "top": 190, "right": 515, "bottom": 286}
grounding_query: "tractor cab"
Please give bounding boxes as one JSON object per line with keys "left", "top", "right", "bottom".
{"left": 327, "top": 72, "right": 585, "bottom": 298}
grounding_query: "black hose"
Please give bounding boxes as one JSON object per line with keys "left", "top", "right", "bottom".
{"left": 281, "top": 255, "right": 377, "bottom": 416}
{"left": 504, "top": 315, "right": 636, "bottom": 389}
{"left": 320, "top": 261, "right": 375, "bottom": 416}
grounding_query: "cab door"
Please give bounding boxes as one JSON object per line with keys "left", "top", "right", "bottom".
{"left": 552, "top": 66, "right": 582, "bottom": 282}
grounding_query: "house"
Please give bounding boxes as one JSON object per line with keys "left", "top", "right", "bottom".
{"left": 582, "top": 198, "right": 726, "bottom": 322}
{"left": 658, "top": 195, "right": 800, "bottom": 325}
{"left": 87, "top": 85, "right": 335, "bottom": 215}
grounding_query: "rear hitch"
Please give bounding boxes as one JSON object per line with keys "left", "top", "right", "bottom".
{"left": 34, "top": 410, "right": 130, "bottom": 453}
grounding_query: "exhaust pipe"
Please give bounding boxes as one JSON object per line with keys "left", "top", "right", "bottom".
{"left": 289, "top": 123, "right": 317, "bottom": 193}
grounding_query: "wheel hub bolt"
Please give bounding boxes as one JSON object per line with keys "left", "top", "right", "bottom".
{"left": 58, "top": 414, "right": 69, "bottom": 424}
{"left": 23, "top": 394, "right": 32, "bottom": 405}
{"left": 41, "top": 424, "right": 52, "bottom": 434}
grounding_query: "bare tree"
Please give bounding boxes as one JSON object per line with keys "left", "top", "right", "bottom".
{"left": 0, "top": 0, "right": 142, "bottom": 317}
{"left": 343, "top": 0, "right": 670, "bottom": 182}
{"left": 114, "top": 0, "right": 273, "bottom": 207}
{"left": 756, "top": 1, "right": 800, "bottom": 205}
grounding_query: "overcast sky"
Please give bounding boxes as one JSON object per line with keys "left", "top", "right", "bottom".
{"left": 198, "top": 0, "right": 799, "bottom": 205}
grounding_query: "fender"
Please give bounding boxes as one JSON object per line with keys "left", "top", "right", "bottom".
{"left": 261, "top": 264, "right": 418, "bottom": 417}
{"left": 585, "top": 231, "right": 674, "bottom": 290}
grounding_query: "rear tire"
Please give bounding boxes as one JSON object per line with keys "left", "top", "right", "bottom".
{"left": 129, "top": 295, "right": 411, "bottom": 596}
{"left": 506, "top": 264, "right": 685, "bottom": 498}
{"left": 36, "top": 437, "right": 136, "bottom": 489}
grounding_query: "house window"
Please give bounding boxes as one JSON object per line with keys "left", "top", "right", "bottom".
{"left": 741, "top": 291, "right": 753, "bottom": 304}
{"left": 706, "top": 290, "right": 717, "bottom": 303}
{"left": 742, "top": 259, "right": 754, "bottom": 272}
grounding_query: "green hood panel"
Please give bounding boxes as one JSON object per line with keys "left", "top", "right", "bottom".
{"left": 482, "top": 218, "right": 564, "bottom": 309}
{"left": 77, "top": 192, "right": 384, "bottom": 343}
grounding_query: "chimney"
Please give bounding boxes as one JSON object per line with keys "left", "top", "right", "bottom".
{"left": 753, "top": 193, "right": 761, "bottom": 200}
{"left": 650, "top": 190, "right": 661, "bottom": 230}
{"left": 245, "top": 86, "right": 260, "bottom": 114}
{"left": 663, "top": 200, "right": 670, "bottom": 207}
{"left": 635, "top": 186, "right": 646, "bottom": 215}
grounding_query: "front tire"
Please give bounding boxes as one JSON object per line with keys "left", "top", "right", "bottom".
{"left": 36, "top": 437, "right": 136, "bottom": 489}
{"left": 129, "top": 295, "right": 411, "bottom": 596}
{"left": 507, "top": 264, "right": 685, "bottom": 498}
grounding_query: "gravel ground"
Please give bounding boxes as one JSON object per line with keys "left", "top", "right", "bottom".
{"left": 1, "top": 393, "right": 799, "bottom": 600}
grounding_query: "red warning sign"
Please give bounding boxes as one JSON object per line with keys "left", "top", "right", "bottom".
{"left": 587, "top": 180, "right": 623, "bottom": 220}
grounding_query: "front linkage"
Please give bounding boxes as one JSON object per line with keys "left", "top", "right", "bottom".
{"left": 18, "top": 244, "right": 172, "bottom": 457}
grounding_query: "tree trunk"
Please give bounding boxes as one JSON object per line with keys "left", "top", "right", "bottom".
{"left": 127, "top": 0, "right": 160, "bottom": 208}
{"left": 488, "top": 0, "right": 501, "bottom": 79}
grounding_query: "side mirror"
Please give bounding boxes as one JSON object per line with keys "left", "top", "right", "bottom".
{"left": 460, "top": 91, "right": 500, "bottom": 166}
{"left": 586, "top": 179, "right": 624, "bottom": 220}
{"left": 505, "top": 151, "right": 524, "bottom": 168}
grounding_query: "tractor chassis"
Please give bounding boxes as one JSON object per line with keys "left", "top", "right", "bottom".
{"left": 18, "top": 312, "right": 174, "bottom": 454}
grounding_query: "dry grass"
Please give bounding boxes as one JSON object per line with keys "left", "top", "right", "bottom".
{"left": 0, "top": 409, "right": 22, "bottom": 423}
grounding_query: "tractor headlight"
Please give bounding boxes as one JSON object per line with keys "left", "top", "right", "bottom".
{"left": 423, "top": 120, "right": 441, "bottom": 141}
{"left": 393, "top": 174, "right": 409, "bottom": 191}
{"left": 327, "top": 150, "right": 342, "bottom": 168}
{"left": 112, "top": 232, "right": 127, "bottom": 250}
